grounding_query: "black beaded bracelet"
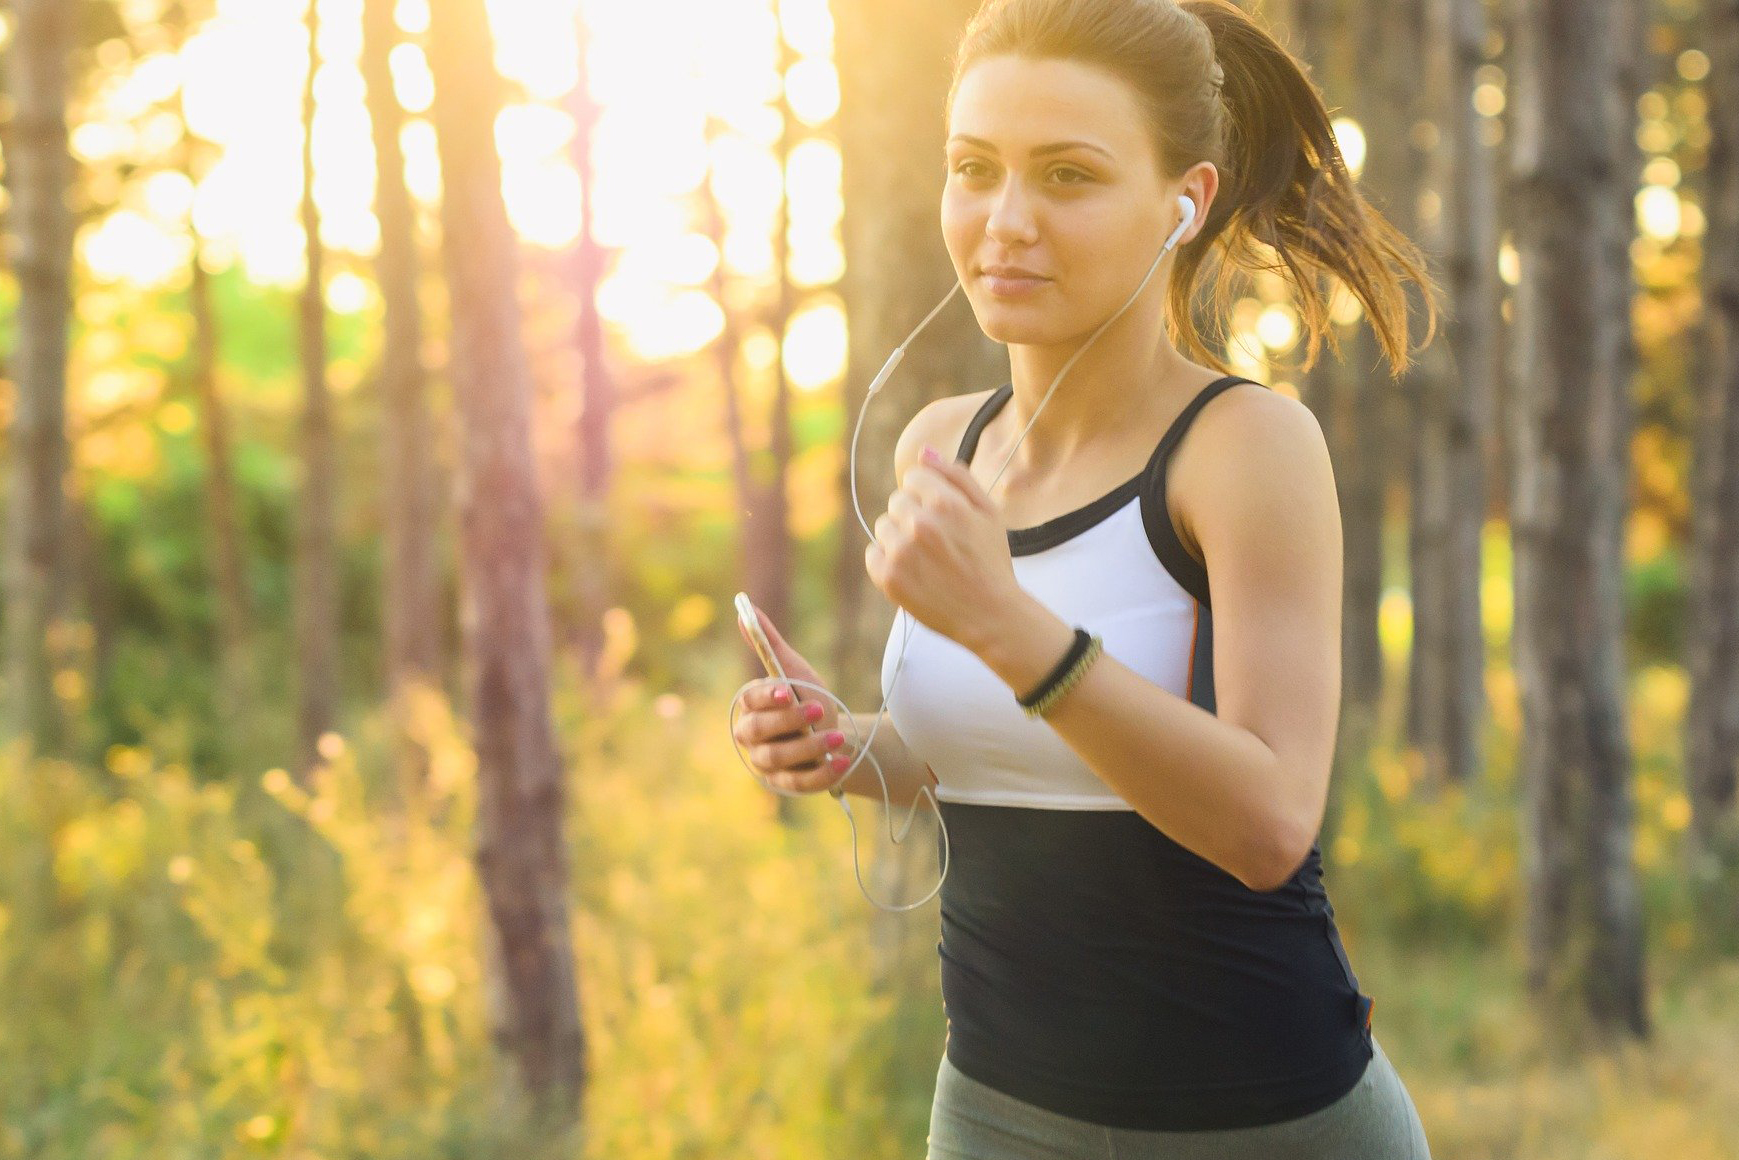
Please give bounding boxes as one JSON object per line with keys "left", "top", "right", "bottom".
{"left": 1016, "top": 626, "right": 1096, "bottom": 714}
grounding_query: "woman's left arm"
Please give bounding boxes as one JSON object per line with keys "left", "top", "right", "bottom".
{"left": 966, "top": 392, "right": 1344, "bottom": 893}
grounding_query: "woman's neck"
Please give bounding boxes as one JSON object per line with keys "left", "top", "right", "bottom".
{"left": 996, "top": 326, "right": 1196, "bottom": 473}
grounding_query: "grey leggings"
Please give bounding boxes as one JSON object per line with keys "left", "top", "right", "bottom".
{"left": 926, "top": 1037, "right": 1431, "bottom": 1159}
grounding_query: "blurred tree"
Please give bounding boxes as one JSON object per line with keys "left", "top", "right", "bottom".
{"left": 1373, "top": 0, "right": 1459, "bottom": 784}
{"left": 832, "top": 0, "right": 1007, "bottom": 990}
{"left": 1, "top": 0, "right": 75, "bottom": 755}
{"left": 1282, "top": 0, "right": 1370, "bottom": 847}
{"left": 294, "top": 0, "right": 340, "bottom": 785}
{"left": 1413, "top": 0, "right": 1500, "bottom": 789}
{"left": 763, "top": 12, "right": 806, "bottom": 829}
{"left": 695, "top": 112, "right": 809, "bottom": 829}
{"left": 1686, "top": 0, "right": 1739, "bottom": 889}
{"left": 695, "top": 116, "right": 755, "bottom": 629}
{"left": 425, "top": 0, "right": 586, "bottom": 1124}
{"left": 1343, "top": 0, "right": 1410, "bottom": 762}
{"left": 163, "top": 0, "right": 258, "bottom": 771}
{"left": 564, "top": 7, "right": 615, "bottom": 681}
{"left": 1510, "top": 0, "right": 1649, "bottom": 1040}
{"left": 361, "top": 0, "right": 443, "bottom": 795}
{"left": 1280, "top": 0, "right": 1330, "bottom": 418}
{"left": 756, "top": 8, "right": 799, "bottom": 678}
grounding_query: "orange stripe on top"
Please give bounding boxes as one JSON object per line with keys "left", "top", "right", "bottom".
{"left": 1185, "top": 599, "right": 1200, "bottom": 701}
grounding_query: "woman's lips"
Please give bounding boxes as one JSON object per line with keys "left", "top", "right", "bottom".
{"left": 980, "top": 268, "right": 1051, "bottom": 297}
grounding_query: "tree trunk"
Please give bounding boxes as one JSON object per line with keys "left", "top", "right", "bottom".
{"left": 1343, "top": 0, "right": 1413, "bottom": 729}
{"left": 696, "top": 123, "right": 757, "bottom": 661}
{"left": 1, "top": 0, "right": 74, "bottom": 755}
{"left": 1285, "top": 0, "right": 1333, "bottom": 422}
{"left": 295, "top": 0, "right": 341, "bottom": 785}
{"left": 426, "top": 0, "right": 586, "bottom": 1121}
{"left": 1510, "top": 0, "right": 1649, "bottom": 1041}
{"left": 761, "top": 26, "right": 803, "bottom": 828}
{"left": 695, "top": 134, "right": 779, "bottom": 785}
{"left": 1287, "top": 0, "right": 1362, "bottom": 849}
{"left": 1368, "top": 0, "right": 1452, "bottom": 776}
{"left": 166, "top": 2, "right": 256, "bottom": 771}
{"left": 363, "top": 0, "right": 444, "bottom": 796}
{"left": 833, "top": 0, "right": 1007, "bottom": 991}
{"left": 566, "top": 10, "right": 615, "bottom": 684}
{"left": 1685, "top": 0, "right": 1739, "bottom": 895}
{"left": 189, "top": 236, "right": 257, "bottom": 755}
{"left": 1414, "top": 0, "right": 1500, "bottom": 787}
{"left": 697, "top": 119, "right": 800, "bottom": 829}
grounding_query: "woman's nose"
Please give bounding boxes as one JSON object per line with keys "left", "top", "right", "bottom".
{"left": 984, "top": 179, "right": 1039, "bottom": 246}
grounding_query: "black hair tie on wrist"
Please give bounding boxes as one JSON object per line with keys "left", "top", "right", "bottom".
{"left": 1016, "top": 626, "right": 1095, "bottom": 713}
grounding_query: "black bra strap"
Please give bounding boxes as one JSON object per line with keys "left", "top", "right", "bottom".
{"left": 955, "top": 383, "right": 1014, "bottom": 464}
{"left": 1140, "top": 375, "right": 1258, "bottom": 607}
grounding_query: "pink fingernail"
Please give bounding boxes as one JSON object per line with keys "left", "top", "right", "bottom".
{"left": 804, "top": 702, "right": 824, "bottom": 721}
{"left": 773, "top": 687, "right": 790, "bottom": 703}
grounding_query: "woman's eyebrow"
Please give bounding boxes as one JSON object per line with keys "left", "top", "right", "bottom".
{"left": 946, "top": 134, "right": 1114, "bottom": 160}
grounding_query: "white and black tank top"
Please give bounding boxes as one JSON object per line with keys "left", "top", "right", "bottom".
{"left": 879, "top": 375, "right": 1375, "bottom": 1130}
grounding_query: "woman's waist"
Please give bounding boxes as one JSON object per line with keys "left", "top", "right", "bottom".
{"left": 938, "top": 904, "right": 1353, "bottom": 1007}
{"left": 937, "top": 932, "right": 1373, "bottom": 1121}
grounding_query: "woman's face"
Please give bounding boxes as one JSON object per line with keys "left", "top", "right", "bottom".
{"left": 942, "top": 55, "right": 1200, "bottom": 346}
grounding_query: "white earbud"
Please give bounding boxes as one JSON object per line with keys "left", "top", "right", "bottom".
{"left": 1163, "top": 194, "right": 1197, "bottom": 254}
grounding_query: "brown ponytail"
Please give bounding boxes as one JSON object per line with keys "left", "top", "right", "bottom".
{"left": 951, "top": 0, "right": 1441, "bottom": 376}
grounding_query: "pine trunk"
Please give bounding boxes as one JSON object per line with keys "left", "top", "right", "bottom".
{"left": 1415, "top": 0, "right": 1500, "bottom": 787}
{"left": 0, "top": 0, "right": 74, "bottom": 754}
{"left": 426, "top": 0, "right": 586, "bottom": 1120}
{"left": 1510, "top": 0, "right": 1649, "bottom": 1040}
{"left": 1287, "top": 0, "right": 1363, "bottom": 848}
{"left": 1347, "top": 0, "right": 1416, "bottom": 725}
{"left": 362, "top": 0, "right": 444, "bottom": 795}
{"left": 295, "top": 0, "right": 341, "bottom": 784}
{"left": 169, "top": 0, "right": 256, "bottom": 768}
{"left": 566, "top": 12, "right": 615, "bottom": 683}
{"left": 1685, "top": 0, "right": 1739, "bottom": 894}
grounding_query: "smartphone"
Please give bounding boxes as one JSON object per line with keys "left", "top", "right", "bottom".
{"left": 735, "top": 592, "right": 844, "bottom": 798}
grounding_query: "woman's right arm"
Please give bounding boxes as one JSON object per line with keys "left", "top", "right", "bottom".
{"left": 836, "top": 711, "right": 937, "bottom": 810}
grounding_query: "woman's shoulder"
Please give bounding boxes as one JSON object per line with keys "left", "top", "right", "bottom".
{"left": 1169, "top": 380, "right": 1331, "bottom": 565}
{"left": 893, "top": 386, "right": 1005, "bottom": 485}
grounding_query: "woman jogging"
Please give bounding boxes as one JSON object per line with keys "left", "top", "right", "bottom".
{"left": 734, "top": 0, "right": 1439, "bottom": 1154}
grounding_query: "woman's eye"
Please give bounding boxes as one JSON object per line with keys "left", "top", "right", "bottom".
{"left": 948, "top": 160, "right": 1089, "bottom": 183}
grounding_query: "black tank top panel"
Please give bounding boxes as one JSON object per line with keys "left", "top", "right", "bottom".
{"left": 920, "top": 375, "right": 1374, "bottom": 1130}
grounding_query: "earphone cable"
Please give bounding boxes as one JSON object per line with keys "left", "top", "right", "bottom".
{"left": 731, "top": 197, "right": 1196, "bottom": 911}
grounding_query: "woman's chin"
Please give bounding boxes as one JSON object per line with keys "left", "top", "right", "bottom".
{"left": 975, "top": 316, "right": 1064, "bottom": 346}
{"left": 970, "top": 302, "right": 1060, "bottom": 345}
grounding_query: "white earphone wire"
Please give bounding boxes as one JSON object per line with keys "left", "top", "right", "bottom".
{"left": 731, "top": 195, "right": 1197, "bottom": 911}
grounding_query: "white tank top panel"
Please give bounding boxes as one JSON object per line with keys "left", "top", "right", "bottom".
{"left": 878, "top": 375, "right": 1254, "bottom": 811}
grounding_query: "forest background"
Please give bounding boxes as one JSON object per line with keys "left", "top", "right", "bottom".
{"left": 0, "top": 0, "right": 1736, "bottom": 1156}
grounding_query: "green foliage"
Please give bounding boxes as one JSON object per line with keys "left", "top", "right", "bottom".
{"left": 0, "top": 659, "right": 944, "bottom": 1158}
{"left": 67, "top": 263, "right": 402, "bottom": 774}
{"left": 1626, "top": 546, "right": 1688, "bottom": 667}
{"left": 0, "top": 701, "right": 516, "bottom": 1159}
{"left": 1328, "top": 734, "right": 1523, "bottom": 947}
{"left": 5, "top": 626, "right": 1739, "bottom": 1157}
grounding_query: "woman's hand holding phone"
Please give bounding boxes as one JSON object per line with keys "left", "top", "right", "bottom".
{"left": 733, "top": 597, "right": 855, "bottom": 795}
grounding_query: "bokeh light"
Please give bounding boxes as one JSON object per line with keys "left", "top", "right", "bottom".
{"left": 75, "top": 0, "right": 845, "bottom": 375}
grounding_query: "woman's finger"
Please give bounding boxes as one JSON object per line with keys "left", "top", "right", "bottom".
{"left": 919, "top": 444, "right": 998, "bottom": 514}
